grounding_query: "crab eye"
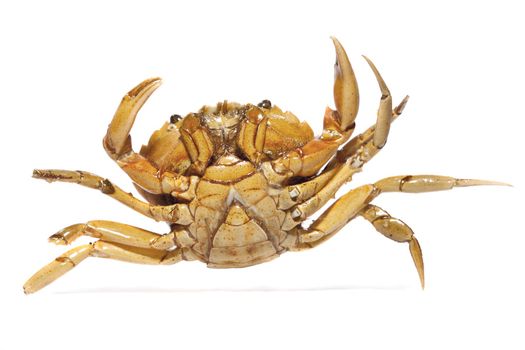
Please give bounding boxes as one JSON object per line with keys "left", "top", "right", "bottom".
{"left": 170, "top": 114, "right": 182, "bottom": 124}
{"left": 257, "top": 100, "right": 272, "bottom": 109}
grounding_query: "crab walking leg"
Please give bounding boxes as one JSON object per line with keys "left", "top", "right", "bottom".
{"left": 23, "top": 242, "right": 183, "bottom": 294}
{"left": 278, "top": 166, "right": 340, "bottom": 210}
{"left": 23, "top": 245, "right": 91, "bottom": 294}
{"left": 282, "top": 163, "right": 362, "bottom": 228}
{"left": 360, "top": 204, "right": 424, "bottom": 289}
{"left": 293, "top": 175, "right": 507, "bottom": 248}
{"left": 32, "top": 169, "right": 192, "bottom": 224}
{"left": 48, "top": 220, "right": 178, "bottom": 250}
{"left": 295, "top": 184, "right": 377, "bottom": 248}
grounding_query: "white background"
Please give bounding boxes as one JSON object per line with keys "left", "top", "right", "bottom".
{"left": 1, "top": 1, "right": 523, "bottom": 349}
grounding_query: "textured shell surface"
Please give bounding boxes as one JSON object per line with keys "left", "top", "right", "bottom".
{"left": 140, "top": 100, "right": 313, "bottom": 267}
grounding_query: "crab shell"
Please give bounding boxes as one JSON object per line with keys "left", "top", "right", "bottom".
{"left": 133, "top": 100, "right": 350, "bottom": 266}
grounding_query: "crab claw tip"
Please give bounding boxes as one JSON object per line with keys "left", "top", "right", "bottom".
{"left": 331, "top": 37, "right": 359, "bottom": 131}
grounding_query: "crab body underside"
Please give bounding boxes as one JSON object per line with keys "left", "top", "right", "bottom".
{"left": 23, "top": 38, "right": 504, "bottom": 294}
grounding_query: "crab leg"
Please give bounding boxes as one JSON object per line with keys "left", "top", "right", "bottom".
{"left": 374, "top": 175, "right": 509, "bottom": 193}
{"left": 103, "top": 78, "right": 189, "bottom": 194}
{"left": 360, "top": 204, "right": 424, "bottom": 289}
{"left": 290, "top": 174, "right": 507, "bottom": 251}
{"left": 48, "top": 220, "right": 178, "bottom": 250}
{"left": 280, "top": 163, "right": 362, "bottom": 230}
{"left": 278, "top": 166, "right": 340, "bottom": 210}
{"left": 294, "top": 184, "right": 377, "bottom": 247}
{"left": 287, "top": 175, "right": 506, "bottom": 287}
{"left": 23, "top": 243, "right": 184, "bottom": 294}
{"left": 32, "top": 169, "right": 192, "bottom": 224}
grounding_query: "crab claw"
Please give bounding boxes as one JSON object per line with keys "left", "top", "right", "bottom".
{"left": 331, "top": 37, "right": 359, "bottom": 131}
{"left": 104, "top": 77, "right": 162, "bottom": 159}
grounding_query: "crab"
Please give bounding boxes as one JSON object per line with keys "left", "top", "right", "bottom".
{"left": 23, "top": 37, "right": 505, "bottom": 294}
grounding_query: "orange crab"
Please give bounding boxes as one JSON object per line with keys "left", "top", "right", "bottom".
{"left": 23, "top": 37, "right": 505, "bottom": 294}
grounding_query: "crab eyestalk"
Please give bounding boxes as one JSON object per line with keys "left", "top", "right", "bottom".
{"left": 331, "top": 37, "right": 359, "bottom": 131}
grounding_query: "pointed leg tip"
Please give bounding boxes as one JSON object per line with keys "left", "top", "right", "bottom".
{"left": 409, "top": 238, "right": 425, "bottom": 291}
{"left": 492, "top": 181, "right": 513, "bottom": 187}
{"left": 362, "top": 55, "right": 391, "bottom": 96}
{"left": 395, "top": 95, "right": 410, "bottom": 115}
{"left": 456, "top": 179, "right": 513, "bottom": 188}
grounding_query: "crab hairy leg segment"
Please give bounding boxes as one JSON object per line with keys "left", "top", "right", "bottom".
{"left": 32, "top": 169, "right": 192, "bottom": 223}
{"left": 23, "top": 243, "right": 184, "bottom": 294}
{"left": 48, "top": 220, "right": 178, "bottom": 250}
{"left": 360, "top": 204, "right": 424, "bottom": 289}
{"left": 103, "top": 77, "right": 190, "bottom": 194}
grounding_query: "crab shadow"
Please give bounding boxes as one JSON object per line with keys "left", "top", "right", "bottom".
{"left": 57, "top": 284, "right": 408, "bottom": 294}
